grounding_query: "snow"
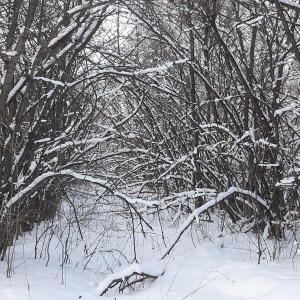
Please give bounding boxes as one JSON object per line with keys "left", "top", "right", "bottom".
{"left": 1, "top": 50, "right": 18, "bottom": 56}
{"left": 274, "top": 103, "right": 296, "bottom": 116}
{"left": 67, "top": 4, "right": 83, "bottom": 14}
{"left": 276, "top": 177, "right": 295, "bottom": 186}
{"left": 2, "top": 189, "right": 300, "bottom": 300}
{"left": 2, "top": 212, "right": 300, "bottom": 300}
{"left": 7, "top": 77, "right": 26, "bottom": 102}
{"left": 259, "top": 163, "right": 280, "bottom": 167}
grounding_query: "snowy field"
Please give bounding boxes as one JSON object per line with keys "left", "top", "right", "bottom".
{"left": 1, "top": 197, "right": 300, "bottom": 300}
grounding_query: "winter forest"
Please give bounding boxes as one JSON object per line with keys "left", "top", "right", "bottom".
{"left": 1, "top": 0, "right": 300, "bottom": 299}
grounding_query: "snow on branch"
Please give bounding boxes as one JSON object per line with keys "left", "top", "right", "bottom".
{"left": 5, "top": 171, "right": 61, "bottom": 210}
{"left": 3, "top": 170, "right": 104, "bottom": 211}
{"left": 274, "top": 103, "right": 297, "bottom": 117}
{"left": 256, "top": 139, "right": 278, "bottom": 148}
{"left": 200, "top": 123, "right": 239, "bottom": 140}
{"left": 4, "top": 170, "right": 159, "bottom": 221}
{"left": 134, "top": 58, "right": 189, "bottom": 75}
{"left": 44, "top": 137, "right": 112, "bottom": 155}
{"left": 114, "top": 192, "right": 159, "bottom": 207}
{"left": 0, "top": 50, "right": 17, "bottom": 57}
{"left": 7, "top": 77, "right": 26, "bottom": 102}
{"left": 156, "top": 155, "right": 188, "bottom": 182}
{"left": 159, "top": 187, "right": 270, "bottom": 260}
{"left": 48, "top": 21, "right": 78, "bottom": 48}
{"left": 33, "top": 76, "right": 65, "bottom": 87}
{"left": 37, "top": 58, "right": 189, "bottom": 89}
{"left": 143, "top": 188, "right": 217, "bottom": 214}
{"left": 278, "top": 0, "right": 300, "bottom": 10}
{"left": 95, "top": 262, "right": 164, "bottom": 296}
{"left": 83, "top": 58, "right": 189, "bottom": 80}
{"left": 275, "top": 177, "right": 296, "bottom": 187}
{"left": 67, "top": 0, "right": 111, "bottom": 15}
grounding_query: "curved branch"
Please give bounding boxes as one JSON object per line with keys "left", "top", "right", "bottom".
{"left": 159, "top": 187, "right": 270, "bottom": 260}
{"left": 4, "top": 169, "right": 158, "bottom": 229}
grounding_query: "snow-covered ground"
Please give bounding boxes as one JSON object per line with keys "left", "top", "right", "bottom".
{"left": 1, "top": 200, "right": 300, "bottom": 300}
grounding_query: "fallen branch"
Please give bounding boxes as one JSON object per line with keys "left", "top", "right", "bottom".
{"left": 95, "top": 262, "right": 164, "bottom": 296}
